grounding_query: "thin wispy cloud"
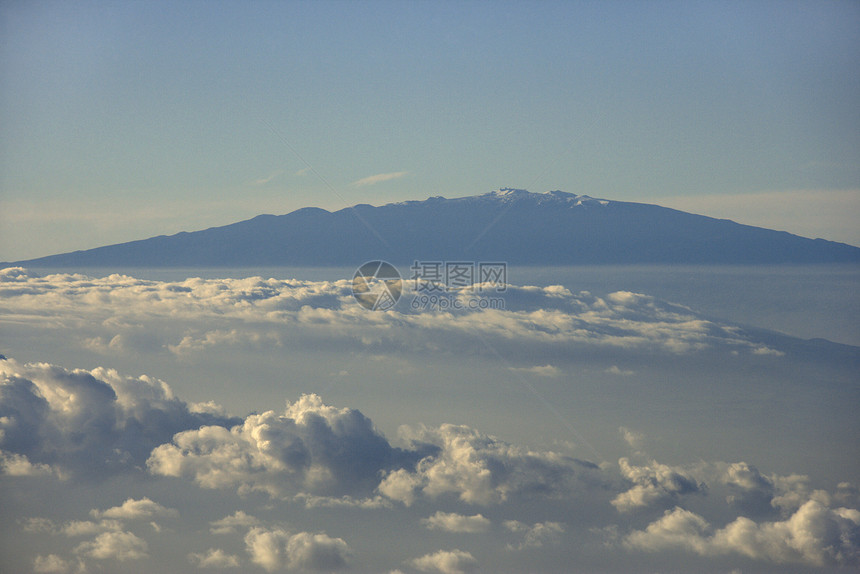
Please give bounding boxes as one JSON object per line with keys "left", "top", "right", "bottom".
{"left": 252, "top": 170, "right": 284, "bottom": 185}
{"left": 351, "top": 171, "right": 409, "bottom": 187}
{"left": 508, "top": 364, "right": 560, "bottom": 377}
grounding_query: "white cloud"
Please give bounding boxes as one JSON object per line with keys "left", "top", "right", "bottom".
{"left": 188, "top": 548, "right": 241, "bottom": 568}
{"left": 408, "top": 549, "right": 478, "bottom": 574}
{"left": 605, "top": 365, "right": 634, "bottom": 376}
{"left": 292, "top": 493, "right": 390, "bottom": 509}
{"left": 92, "top": 497, "right": 178, "bottom": 521}
{"left": 378, "top": 423, "right": 603, "bottom": 506}
{"left": 61, "top": 519, "right": 123, "bottom": 537}
{"left": 73, "top": 530, "right": 149, "bottom": 561}
{"left": 422, "top": 511, "right": 491, "bottom": 533}
{"left": 508, "top": 364, "right": 560, "bottom": 377}
{"left": 33, "top": 554, "right": 73, "bottom": 573}
{"left": 503, "top": 520, "right": 565, "bottom": 550}
{"left": 618, "top": 427, "right": 644, "bottom": 450}
{"left": 0, "top": 450, "right": 55, "bottom": 476}
{"left": 0, "top": 269, "right": 785, "bottom": 364}
{"left": 0, "top": 357, "right": 239, "bottom": 478}
{"left": 625, "top": 500, "right": 860, "bottom": 567}
{"left": 209, "top": 511, "right": 260, "bottom": 535}
{"left": 147, "top": 393, "right": 420, "bottom": 499}
{"left": 612, "top": 457, "right": 705, "bottom": 512}
{"left": 285, "top": 531, "right": 351, "bottom": 571}
{"left": 252, "top": 170, "right": 284, "bottom": 186}
{"left": 244, "top": 527, "right": 351, "bottom": 572}
{"left": 245, "top": 527, "right": 290, "bottom": 572}
{"left": 351, "top": 171, "right": 409, "bottom": 187}
{"left": 4, "top": 351, "right": 859, "bottom": 572}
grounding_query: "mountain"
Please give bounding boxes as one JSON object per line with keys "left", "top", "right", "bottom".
{"left": 7, "top": 189, "right": 860, "bottom": 267}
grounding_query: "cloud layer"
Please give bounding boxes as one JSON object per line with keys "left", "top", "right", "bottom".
{"left": 0, "top": 268, "right": 786, "bottom": 364}
{"left": 3, "top": 355, "right": 857, "bottom": 571}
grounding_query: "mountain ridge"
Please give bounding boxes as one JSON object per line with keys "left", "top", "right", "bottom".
{"left": 6, "top": 189, "right": 860, "bottom": 267}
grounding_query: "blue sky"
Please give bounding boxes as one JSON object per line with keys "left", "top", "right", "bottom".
{"left": 1, "top": 0, "right": 859, "bottom": 260}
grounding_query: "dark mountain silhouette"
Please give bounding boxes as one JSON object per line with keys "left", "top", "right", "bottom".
{"left": 7, "top": 189, "right": 860, "bottom": 267}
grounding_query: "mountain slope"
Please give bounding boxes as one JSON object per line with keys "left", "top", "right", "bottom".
{"left": 8, "top": 189, "right": 860, "bottom": 266}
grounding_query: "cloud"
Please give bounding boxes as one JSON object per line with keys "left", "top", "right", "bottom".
{"left": 378, "top": 423, "right": 603, "bottom": 506}
{"left": 408, "top": 549, "right": 478, "bottom": 574}
{"left": 611, "top": 457, "right": 705, "bottom": 512}
{"left": 285, "top": 531, "right": 352, "bottom": 571}
{"left": 351, "top": 171, "right": 409, "bottom": 187}
{"left": 244, "top": 527, "right": 351, "bottom": 572}
{"left": 605, "top": 365, "right": 634, "bottom": 376}
{"left": 144, "top": 386, "right": 603, "bottom": 509}
{"left": 0, "top": 450, "right": 55, "bottom": 477}
{"left": 209, "top": 511, "right": 260, "bottom": 535}
{"left": 5, "top": 353, "right": 860, "bottom": 572}
{"left": 625, "top": 500, "right": 860, "bottom": 567}
{"left": 0, "top": 356, "right": 239, "bottom": 478}
{"left": 147, "top": 393, "right": 425, "bottom": 499}
{"left": 618, "top": 427, "right": 644, "bottom": 450}
{"left": 252, "top": 170, "right": 284, "bottom": 185}
{"left": 422, "top": 511, "right": 491, "bottom": 533}
{"left": 61, "top": 519, "right": 123, "bottom": 537}
{"left": 508, "top": 364, "right": 560, "bottom": 377}
{"left": 33, "top": 554, "right": 80, "bottom": 574}
{"left": 503, "top": 520, "right": 565, "bottom": 550}
{"left": 0, "top": 269, "right": 789, "bottom": 364}
{"left": 244, "top": 527, "right": 290, "bottom": 572}
{"left": 73, "top": 530, "right": 149, "bottom": 562}
{"left": 91, "top": 497, "right": 179, "bottom": 520}
{"left": 188, "top": 548, "right": 241, "bottom": 568}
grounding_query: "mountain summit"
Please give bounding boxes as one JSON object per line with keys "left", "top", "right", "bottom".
{"left": 8, "top": 190, "right": 860, "bottom": 267}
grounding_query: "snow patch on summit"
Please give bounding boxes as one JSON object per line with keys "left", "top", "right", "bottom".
{"left": 484, "top": 188, "right": 611, "bottom": 207}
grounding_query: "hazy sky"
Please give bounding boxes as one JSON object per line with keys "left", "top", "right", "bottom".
{"left": 1, "top": 0, "right": 859, "bottom": 260}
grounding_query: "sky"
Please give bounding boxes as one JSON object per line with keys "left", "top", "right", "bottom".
{"left": 1, "top": 0, "right": 860, "bottom": 261}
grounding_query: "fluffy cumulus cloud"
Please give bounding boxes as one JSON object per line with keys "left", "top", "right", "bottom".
{"left": 147, "top": 393, "right": 424, "bottom": 498}
{"left": 625, "top": 501, "right": 860, "bottom": 567}
{"left": 145, "top": 392, "right": 604, "bottom": 507}
{"left": 0, "top": 356, "right": 239, "bottom": 478}
{"left": 73, "top": 530, "right": 149, "bottom": 562}
{"left": 408, "top": 548, "right": 478, "bottom": 574}
{"left": 0, "top": 268, "right": 785, "bottom": 362}
{"left": 92, "top": 497, "right": 179, "bottom": 520}
{"left": 21, "top": 497, "right": 180, "bottom": 571}
{"left": 209, "top": 510, "right": 260, "bottom": 535}
{"left": 422, "top": 511, "right": 491, "bottom": 533}
{"left": 245, "top": 527, "right": 351, "bottom": 572}
{"left": 5, "top": 354, "right": 859, "bottom": 571}
{"left": 612, "top": 457, "right": 705, "bottom": 512}
{"left": 503, "top": 520, "right": 566, "bottom": 550}
{"left": 377, "top": 423, "right": 604, "bottom": 506}
{"left": 32, "top": 554, "right": 80, "bottom": 573}
{"left": 188, "top": 548, "right": 241, "bottom": 568}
